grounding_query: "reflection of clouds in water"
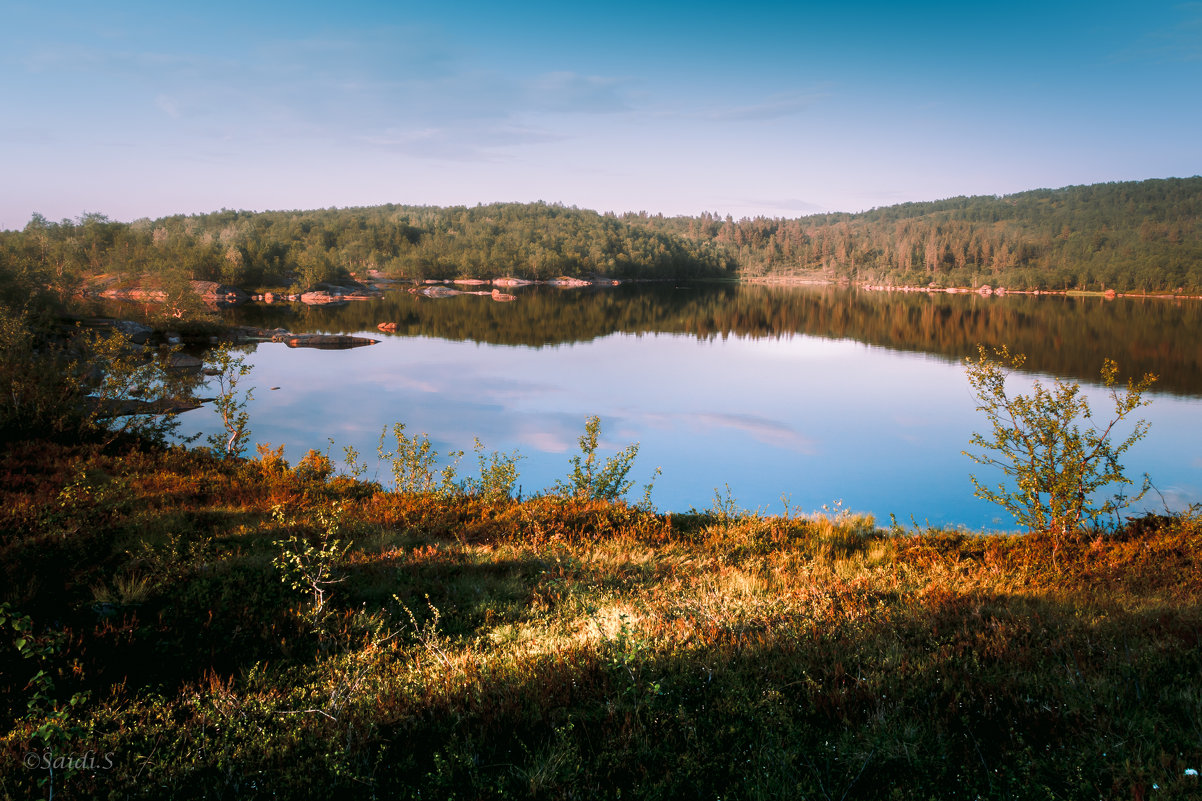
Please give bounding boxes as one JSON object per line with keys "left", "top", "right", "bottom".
{"left": 182, "top": 328, "right": 1202, "bottom": 528}
{"left": 354, "top": 360, "right": 561, "bottom": 403}
{"left": 695, "top": 413, "right": 816, "bottom": 454}
{"left": 523, "top": 430, "right": 573, "bottom": 454}
{"left": 642, "top": 411, "right": 816, "bottom": 454}
{"left": 1143, "top": 484, "right": 1200, "bottom": 514}
{"left": 512, "top": 411, "right": 603, "bottom": 455}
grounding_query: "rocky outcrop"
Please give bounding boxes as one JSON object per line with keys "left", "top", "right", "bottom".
{"left": 420, "top": 286, "right": 463, "bottom": 298}
{"left": 546, "top": 276, "right": 592, "bottom": 287}
{"left": 86, "top": 396, "right": 207, "bottom": 418}
{"left": 284, "top": 334, "right": 378, "bottom": 350}
{"left": 111, "top": 320, "right": 154, "bottom": 345}
{"left": 167, "top": 353, "right": 204, "bottom": 370}
{"left": 299, "top": 291, "right": 349, "bottom": 306}
{"left": 226, "top": 326, "right": 292, "bottom": 343}
{"left": 190, "top": 281, "right": 249, "bottom": 304}
{"left": 299, "top": 283, "right": 383, "bottom": 304}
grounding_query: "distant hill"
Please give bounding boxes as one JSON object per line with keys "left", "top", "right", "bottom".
{"left": 2, "top": 178, "right": 1200, "bottom": 296}
{"left": 627, "top": 177, "right": 1202, "bottom": 291}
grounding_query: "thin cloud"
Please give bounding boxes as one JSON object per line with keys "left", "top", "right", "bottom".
{"left": 17, "top": 28, "right": 634, "bottom": 161}
{"left": 699, "top": 90, "right": 830, "bottom": 122}
{"left": 154, "top": 94, "right": 182, "bottom": 119}
{"left": 1113, "top": 3, "right": 1202, "bottom": 62}
{"left": 526, "top": 71, "right": 632, "bottom": 113}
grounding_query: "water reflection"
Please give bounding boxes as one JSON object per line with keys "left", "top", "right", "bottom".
{"left": 179, "top": 297, "right": 1202, "bottom": 529}
{"left": 221, "top": 283, "right": 1202, "bottom": 396}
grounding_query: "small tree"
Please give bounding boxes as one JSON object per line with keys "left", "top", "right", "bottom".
{"left": 963, "top": 345, "right": 1157, "bottom": 540}
{"left": 555, "top": 415, "right": 648, "bottom": 502}
{"left": 206, "top": 345, "right": 254, "bottom": 458}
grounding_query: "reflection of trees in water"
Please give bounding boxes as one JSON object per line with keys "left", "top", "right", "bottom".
{"left": 221, "top": 284, "right": 1202, "bottom": 397}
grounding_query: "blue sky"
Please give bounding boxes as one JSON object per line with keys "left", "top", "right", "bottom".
{"left": 2, "top": 0, "right": 1200, "bottom": 229}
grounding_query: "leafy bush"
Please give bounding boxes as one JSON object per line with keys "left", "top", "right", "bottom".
{"left": 462, "top": 437, "right": 523, "bottom": 502}
{"left": 376, "top": 422, "right": 462, "bottom": 496}
{"left": 1, "top": 308, "right": 202, "bottom": 445}
{"left": 555, "top": 415, "right": 657, "bottom": 503}
{"left": 964, "top": 345, "right": 1157, "bottom": 540}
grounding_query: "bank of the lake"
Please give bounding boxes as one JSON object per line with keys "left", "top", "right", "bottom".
{"left": 1, "top": 435, "right": 1200, "bottom": 800}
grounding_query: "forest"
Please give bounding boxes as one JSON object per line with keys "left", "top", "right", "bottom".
{"left": 1, "top": 177, "right": 1200, "bottom": 296}
{"left": 630, "top": 176, "right": 1202, "bottom": 290}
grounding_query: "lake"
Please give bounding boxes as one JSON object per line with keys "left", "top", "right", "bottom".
{"left": 177, "top": 282, "right": 1202, "bottom": 530}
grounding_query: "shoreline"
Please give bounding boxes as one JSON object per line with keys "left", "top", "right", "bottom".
{"left": 741, "top": 273, "right": 1202, "bottom": 300}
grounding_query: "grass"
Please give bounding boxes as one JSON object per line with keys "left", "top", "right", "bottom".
{"left": 1, "top": 436, "right": 1200, "bottom": 800}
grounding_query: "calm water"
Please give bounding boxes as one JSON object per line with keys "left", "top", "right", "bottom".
{"left": 177, "top": 283, "right": 1202, "bottom": 530}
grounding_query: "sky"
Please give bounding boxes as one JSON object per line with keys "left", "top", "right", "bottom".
{"left": 2, "top": 0, "right": 1201, "bottom": 229}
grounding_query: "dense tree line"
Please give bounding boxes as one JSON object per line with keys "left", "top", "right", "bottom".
{"left": 627, "top": 177, "right": 1202, "bottom": 291}
{"left": 0, "top": 203, "right": 735, "bottom": 299}
{"left": 2, "top": 178, "right": 1199, "bottom": 295}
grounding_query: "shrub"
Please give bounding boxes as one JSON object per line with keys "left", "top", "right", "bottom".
{"left": 555, "top": 415, "right": 657, "bottom": 503}
{"left": 376, "top": 422, "right": 462, "bottom": 496}
{"left": 963, "top": 345, "right": 1157, "bottom": 541}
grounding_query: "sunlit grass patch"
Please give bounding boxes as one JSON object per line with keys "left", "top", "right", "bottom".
{"left": 2, "top": 435, "right": 1201, "bottom": 800}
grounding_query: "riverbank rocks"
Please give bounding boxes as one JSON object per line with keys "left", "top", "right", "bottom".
{"left": 421, "top": 286, "right": 462, "bottom": 298}
{"left": 491, "top": 289, "right": 517, "bottom": 302}
{"left": 377, "top": 322, "right": 398, "bottom": 331}
{"left": 284, "top": 334, "right": 378, "bottom": 350}
{"left": 190, "top": 281, "right": 249, "bottom": 304}
{"left": 299, "top": 291, "right": 349, "bottom": 306}
{"left": 112, "top": 320, "right": 154, "bottom": 344}
{"left": 86, "top": 396, "right": 206, "bottom": 418}
{"left": 227, "top": 326, "right": 292, "bottom": 343}
{"left": 167, "top": 353, "right": 204, "bottom": 370}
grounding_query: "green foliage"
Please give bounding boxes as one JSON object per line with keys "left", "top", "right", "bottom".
{"left": 272, "top": 502, "right": 351, "bottom": 625}
{"left": 81, "top": 326, "right": 195, "bottom": 444}
{"left": 964, "top": 345, "right": 1157, "bottom": 538}
{"left": 555, "top": 415, "right": 652, "bottom": 502}
{"left": 4, "top": 179, "right": 1202, "bottom": 295}
{"left": 341, "top": 442, "right": 368, "bottom": 481}
{"left": 0, "top": 307, "right": 198, "bottom": 444}
{"left": 634, "top": 177, "right": 1202, "bottom": 290}
{"left": 0, "top": 307, "right": 84, "bottom": 440}
{"left": 462, "top": 437, "right": 523, "bottom": 502}
{"left": 376, "top": 422, "right": 462, "bottom": 496}
{"left": 206, "top": 345, "right": 254, "bottom": 458}
{"left": 1, "top": 602, "right": 92, "bottom": 794}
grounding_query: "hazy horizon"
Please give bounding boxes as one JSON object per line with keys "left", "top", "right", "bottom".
{"left": 8, "top": 174, "right": 1202, "bottom": 233}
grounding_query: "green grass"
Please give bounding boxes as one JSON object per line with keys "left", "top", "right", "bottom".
{"left": 2, "top": 438, "right": 1200, "bottom": 800}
